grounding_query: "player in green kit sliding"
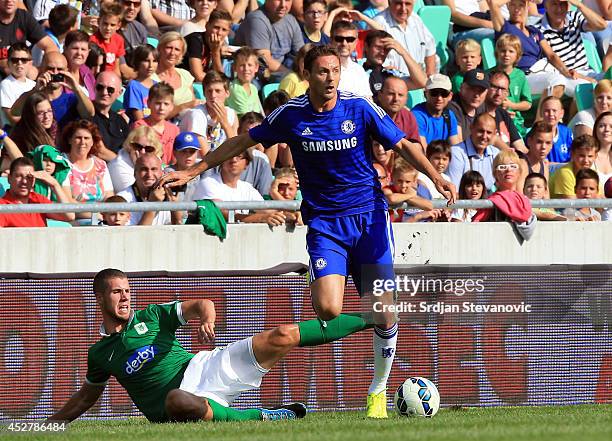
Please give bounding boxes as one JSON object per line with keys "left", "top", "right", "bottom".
{"left": 48, "top": 269, "right": 373, "bottom": 423}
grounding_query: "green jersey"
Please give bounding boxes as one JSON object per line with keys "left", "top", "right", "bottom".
{"left": 86, "top": 302, "right": 195, "bottom": 422}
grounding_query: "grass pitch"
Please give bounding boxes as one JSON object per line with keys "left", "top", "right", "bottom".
{"left": 3, "top": 405, "right": 610, "bottom": 441}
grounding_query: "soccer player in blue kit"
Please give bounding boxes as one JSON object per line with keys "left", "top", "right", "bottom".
{"left": 159, "top": 45, "right": 456, "bottom": 418}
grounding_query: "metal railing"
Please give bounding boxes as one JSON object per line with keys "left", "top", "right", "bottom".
{"left": 0, "top": 199, "right": 611, "bottom": 214}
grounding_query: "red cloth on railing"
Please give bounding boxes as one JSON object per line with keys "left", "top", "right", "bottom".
{"left": 472, "top": 190, "right": 532, "bottom": 223}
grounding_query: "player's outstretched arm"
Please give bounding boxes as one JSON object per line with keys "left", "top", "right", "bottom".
{"left": 157, "top": 133, "right": 259, "bottom": 189}
{"left": 47, "top": 382, "right": 105, "bottom": 423}
{"left": 393, "top": 138, "right": 457, "bottom": 204}
{"left": 181, "top": 299, "right": 216, "bottom": 343}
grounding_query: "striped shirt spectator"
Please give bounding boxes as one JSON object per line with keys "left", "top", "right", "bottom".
{"left": 150, "top": 0, "right": 193, "bottom": 21}
{"left": 537, "top": 10, "right": 589, "bottom": 71}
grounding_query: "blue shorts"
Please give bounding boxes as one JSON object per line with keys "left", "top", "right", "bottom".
{"left": 306, "top": 210, "right": 395, "bottom": 296}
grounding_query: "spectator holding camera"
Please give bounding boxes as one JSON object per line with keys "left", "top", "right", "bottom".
{"left": 117, "top": 153, "right": 184, "bottom": 225}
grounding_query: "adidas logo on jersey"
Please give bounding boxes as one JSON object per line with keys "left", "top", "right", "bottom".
{"left": 301, "top": 127, "right": 313, "bottom": 136}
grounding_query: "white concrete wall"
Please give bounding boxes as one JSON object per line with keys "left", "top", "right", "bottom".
{"left": 0, "top": 222, "right": 610, "bottom": 273}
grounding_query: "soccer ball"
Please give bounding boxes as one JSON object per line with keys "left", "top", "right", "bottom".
{"left": 394, "top": 377, "right": 440, "bottom": 417}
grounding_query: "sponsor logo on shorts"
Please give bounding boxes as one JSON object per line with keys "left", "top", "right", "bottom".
{"left": 341, "top": 120, "right": 355, "bottom": 134}
{"left": 125, "top": 345, "right": 157, "bottom": 375}
{"left": 314, "top": 258, "right": 327, "bottom": 270}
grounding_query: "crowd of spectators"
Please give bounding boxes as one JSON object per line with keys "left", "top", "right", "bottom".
{"left": 0, "top": 0, "right": 612, "bottom": 228}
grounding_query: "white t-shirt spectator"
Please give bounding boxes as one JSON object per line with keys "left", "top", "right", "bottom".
{"left": 117, "top": 185, "right": 172, "bottom": 225}
{"left": 0, "top": 74, "right": 35, "bottom": 127}
{"left": 338, "top": 59, "right": 372, "bottom": 98}
{"left": 192, "top": 172, "right": 263, "bottom": 215}
{"left": 108, "top": 148, "right": 135, "bottom": 192}
{"left": 179, "top": 104, "right": 237, "bottom": 151}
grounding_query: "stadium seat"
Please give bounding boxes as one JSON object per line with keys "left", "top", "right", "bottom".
{"left": 111, "top": 89, "right": 125, "bottom": 112}
{"left": 407, "top": 88, "right": 425, "bottom": 109}
{"left": 418, "top": 5, "right": 452, "bottom": 68}
{"left": 0, "top": 176, "right": 8, "bottom": 197}
{"left": 481, "top": 37, "right": 497, "bottom": 71}
{"left": 606, "top": 67, "right": 612, "bottom": 80}
{"left": 575, "top": 82, "right": 596, "bottom": 111}
{"left": 414, "top": 0, "right": 425, "bottom": 14}
{"left": 262, "top": 82, "right": 280, "bottom": 99}
{"left": 47, "top": 219, "right": 72, "bottom": 228}
{"left": 583, "top": 38, "right": 602, "bottom": 73}
{"left": 193, "top": 83, "right": 204, "bottom": 100}
{"left": 147, "top": 37, "right": 159, "bottom": 48}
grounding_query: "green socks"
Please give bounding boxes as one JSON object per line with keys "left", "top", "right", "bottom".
{"left": 207, "top": 398, "right": 263, "bottom": 421}
{"left": 298, "top": 312, "right": 373, "bottom": 347}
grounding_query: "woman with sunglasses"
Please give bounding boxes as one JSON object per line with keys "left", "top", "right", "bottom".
{"left": 63, "top": 31, "right": 96, "bottom": 99}
{"left": 108, "top": 125, "right": 164, "bottom": 191}
{"left": 9, "top": 92, "right": 57, "bottom": 156}
{"left": 60, "top": 120, "right": 114, "bottom": 222}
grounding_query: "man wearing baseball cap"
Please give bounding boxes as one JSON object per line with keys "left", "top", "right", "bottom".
{"left": 411, "top": 73, "right": 461, "bottom": 149}
{"left": 447, "top": 68, "right": 489, "bottom": 142}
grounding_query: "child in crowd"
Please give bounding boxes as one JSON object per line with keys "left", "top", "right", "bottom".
{"left": 32, "top": 4, "right": 79, "bottom": 66}
{"left": 451, "top": 39, "right": 482, "bottom": 93}
{"left": 538, "top": 96, "right": 573, "bottom": 163}
{"left": 450, "top": 170, "right": 486, "bottom": 222}
{"left": 549, "top": 135, "right": 599, "bottom": 198}
{"left": 302, "top": 0, "right": 331, "bottom": 45}
{"left": 262, "top": 90, "right": 292, "bottom": 167}
{"left": 523, "top": 172, "right": 566, "bottom": 221}
{"left": 386, "top": 159, "right": 438, "bottom": 223}
{"left": 279, "top": 43, "right": 313, "bottom": 98}
{"left": 419, "top": 140, "right": 452, "bottom": 199}
{"left": 132, "top": 82, "right": 179, "bottom": 165}
{"left": 180, "top": 0, "right": 218, "bottom": 37}
{"left": 124, "top": 44, "right": 158, "bottom": 122}
{"left": 494, "top": 34, "right": 532, "bottom": 137}
{"left": 89, "top": 2, "right": 126, "bottom": 76}
{"left": 226, "top": 47, "right": 264, "bottom": 117}
{"left": 0, "top": 43, "right": 35, "bottom": 128}
{"left": 86, "top": 43, "right": 106, "bottom": 77}
{"left": 563, "top": 169, "right": 601, "bottom": 221}
{"left": 519, "top": 121, "right": 553, "bottom": 189}
{"left": 268, "top": 167, "right": 303, "bottom": 226}
{"left": 101, "top": 195, "right": 131, "bottom": 226}
{"left": 180, "top": 71, "right": 238, "bottom": 153}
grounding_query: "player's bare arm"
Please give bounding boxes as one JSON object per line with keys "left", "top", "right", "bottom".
{"left": 157, "top": 133, "right": 258, "bottom": 189}
{"left": 47, "top": 382, "right": 106, "bottom": 422}
{"left": 181, "top": 299, "right": 217, "bottom": 343}
{"left": 394, "top": 138, "right": 458, "bottom": 204}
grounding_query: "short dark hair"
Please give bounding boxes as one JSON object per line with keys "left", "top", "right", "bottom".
{"left": 233, "top": 46, "right": 258, "bottom": 63}
{"left": 208, "top": 9, "right": 232, "bottom": 24}
{"left": 100, "top": 2, "right": 123, "bottom": 19}
{"left": 9, "top": 157, "right": 35, "bottom": 175}
{"left": 8, "top": 42, "right": 30, "bottom": 59}
{"left": 203, "top": 70, "right": 230, "bottom": 91}
{"left": 239, "top": 111, "right": 265, "bottom": 128}
{"left": 263, "top": 90, "right": 290, "bottom": 115}
{"left": 149, "top": 82, "right": 175, "bottom": 102}
{"left": 525, "top": 172, "right": 547, "bottom": 186}
{"left": 132, "top": 44, "right": 159, "bottom": 68}
{"left": 571, "top": 134, "right": 599, "bottom": 153}
{"left": 303, "top": 0, "right": 327, "bottom": 12}
{"left": 93, "top": 268, "right": 128, "bottom": 295}
{"left": 489, "top": 70, "right": 510, "bottom": 84}
{"left": 527, "top": 121, "right": 553, "bottom": 140}
{"left": 426, "top": 140, "right": 451, "bottom": 159}
{"left": 65, "top": 30, "right": 90, "bottom": 49}
{"left": 49, "top": 4, "right": 78, "bottom": 36}
{"left": 575, "top": 168, "right": 600, "bottom": 187}
{"left": 331, "top": 20, "right": 357, "bottom": 36}
{"left": 104, "top": 195, "right": 128, "bottom": 203}
{"left": 303, "top": 44, "right": 340, "bottom": 73}
{"left": 365, "top": 30, "right": 392, "bottom": 47}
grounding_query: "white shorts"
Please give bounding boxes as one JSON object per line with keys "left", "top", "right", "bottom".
{"left": 179, "top": 337, "right": 269, "bottom": 407}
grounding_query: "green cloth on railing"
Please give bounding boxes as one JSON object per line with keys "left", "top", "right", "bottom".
{"left": 194, "top": 199, "right": 227, "bottom": 239}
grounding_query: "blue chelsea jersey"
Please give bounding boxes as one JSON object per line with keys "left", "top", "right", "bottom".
{"left": 249, "top": 91, "right": 405, "bottom": 218}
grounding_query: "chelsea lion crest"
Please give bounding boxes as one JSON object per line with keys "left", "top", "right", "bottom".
{"left": 341, "top": 120, "right": 355, "bottom": 134}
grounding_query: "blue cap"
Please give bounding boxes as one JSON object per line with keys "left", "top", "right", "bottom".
{"left": 174, "top": 132, "right": 199, "bottom": 151}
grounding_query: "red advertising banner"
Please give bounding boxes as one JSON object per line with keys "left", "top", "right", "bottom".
{"left": 0, "top": 267, "right": 610, "bottom": 420}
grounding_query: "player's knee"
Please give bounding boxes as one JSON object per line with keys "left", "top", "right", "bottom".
{"left": 165, "top": 389, "right": 205, "bottom": 422}
{"left": 268, "top": 325, "right": 299, "bottom": 349}
{"left": 317, "top": 305, "right": 342, "bottom": 321}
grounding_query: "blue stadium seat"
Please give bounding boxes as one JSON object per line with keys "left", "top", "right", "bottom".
{"left": 418, "top": 5, "right": 452, "bottom": 68}
{"left": 47, "top": 219, "right": 72, "bottom": 228}
{"left": 407, "top": 88, "right": 425, "bottom": 109}
{"left": 0, "top": 176, "right": 8, "bottom": 197}
{"left": 262, "top": 82, "right": 280, "bottom": 99}
{"left": 193, "top": 83, "right": 204, "bottom": 100}
{"left": 481, "top": 37, "right": 497, "bottom": 71}
{"left": 147, "top": 37, "right": 159, "bottom": 48}
{"left": 111, "top": 89, "right": 125, "bottom": 112}
{"left": 583, "top": 38, "right": 602, "bottom": 73}
{"left": 575, "top": 83, "right": 596, "bottom": 111}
